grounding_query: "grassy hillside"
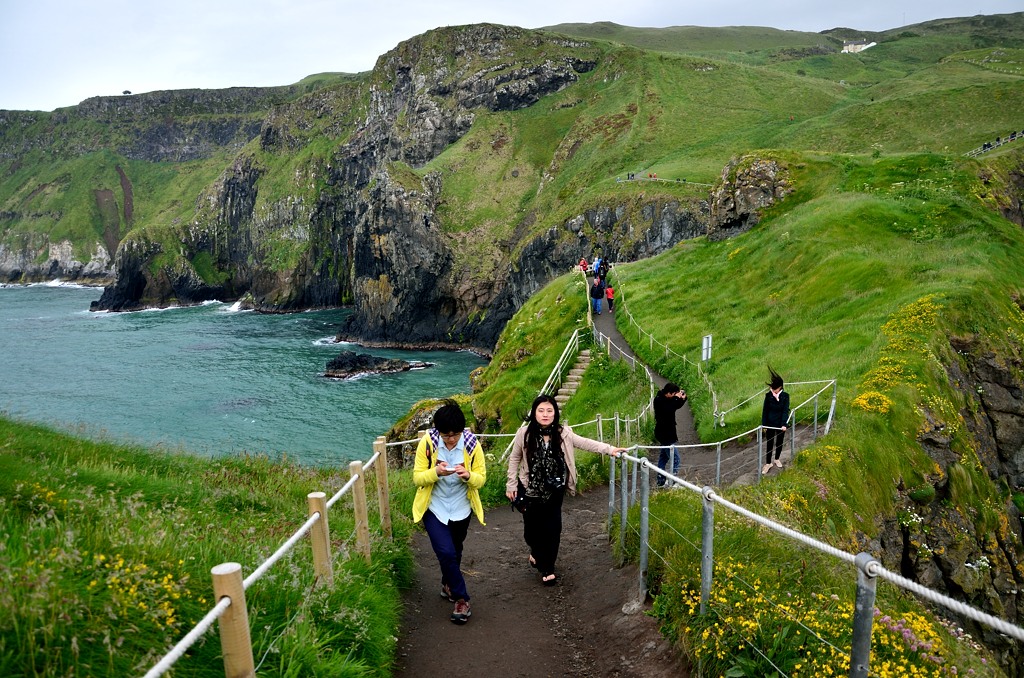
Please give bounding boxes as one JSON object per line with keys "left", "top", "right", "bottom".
{"left": 6, "top": 15, "right": 1024, "bottom": 300}
{"left": 596, "top": 148, "right": 1023, "bottom": 674}
{"left": 0, "top": 417, "right": 413, "bottom": 677}
{"left": 436, "top": 145, "right": 1023, "bottom": 675}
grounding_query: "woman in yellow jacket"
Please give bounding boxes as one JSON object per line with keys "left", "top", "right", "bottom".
{"left": 412, "top": 401, "right": 486, "bottom": 624}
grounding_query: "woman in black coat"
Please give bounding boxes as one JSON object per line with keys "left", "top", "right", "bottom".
{"left": 652, "top": 382, "right": 687, "bottom": 486}
{"left": 761, "top": 367, "right": 790, "bottom": 475}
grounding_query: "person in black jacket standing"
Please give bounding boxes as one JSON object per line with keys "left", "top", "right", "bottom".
{"left": 653, "top": 382, "right": 687, "bottom": 486}
{"left": 761, "top": 367, "right": 791, "bottom": 475}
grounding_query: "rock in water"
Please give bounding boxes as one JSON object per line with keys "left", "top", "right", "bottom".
{"left": 325, "top": 350, "right": 431, "bottom": 379}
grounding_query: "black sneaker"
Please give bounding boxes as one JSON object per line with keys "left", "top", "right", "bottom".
{"left": 450, "top": 599, "right": 471, "bottom": 624}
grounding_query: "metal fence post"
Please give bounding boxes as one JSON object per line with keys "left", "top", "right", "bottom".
{"left": 307, "top": 492, "right": 333, "bottom": 587}
{"left": 373, "top": 436, "right": 392, "bottom": 539}
{"left": 211, "top": 563, "right": 255, "bottom": 678}
{"left": 826, "top": 380, "right": 838, "bottom": 434}
{"left": 639, "top": 460, "right": 650, "bottom": 601}
{"left": 790, "top": 414, "right": 796, "bottom": 458}
{"left": 619, "top": 454, "right": 628, "bottom": 564}
{"left": 850, "top": 553, "right": 879, "bottom": 678}
{"left": 631, "top": 456, "right": 639, "bottom": 506}
{"left": 615, "top": 412, "right": 621, "bottom": 446}
{"left": 814, "top": 395, "right": 819, "bottom": 442}
{"left": 608, "top": 452, "right": 616, "bottom": 525}
{"left": 700, "top": 488, "right": 715, "bottom": 616}
{"left": 757, "top": 427, "right": 764, "bottom": 483}
{"left": 715, "top": 441, "right": 722, "bottom": 486}
{"left": 349, "top": 460, "right": 371, "bottom": 563}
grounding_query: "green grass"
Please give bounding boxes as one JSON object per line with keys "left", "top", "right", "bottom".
{"left": 0, "top": 416, "right": 413, "bottom": 677}
{"left": 4, "top": 16, "right": 1024, "bottom": 674}
{"left": 593, "top": 149, "right": 1021, "bottom": 673}
{"left": 6, "top": 18, "right": 1024, "bottom": 301}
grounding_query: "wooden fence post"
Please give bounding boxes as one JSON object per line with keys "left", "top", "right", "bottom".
{"left": 374, "top": 436, "right": 392, "bottom": 539}
{"left": 349, "top": 460, "right": 371, "bottom": 563}
{"left": 307, "top": 492, "right": 333, "bottom": 587}
{"left": 211, "top": 563, "right": 255, "bottom": 678}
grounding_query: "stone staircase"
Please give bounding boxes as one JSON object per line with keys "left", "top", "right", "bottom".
{"left": 555, "top": 349, "right": 591, "bottom": 406}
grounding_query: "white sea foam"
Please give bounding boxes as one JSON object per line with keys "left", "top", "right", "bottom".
{"left": 314, "top": 335, "right": 349, "bottom": 346}
{"left": 22, "top": 280, "right": 95, "bottom": 289}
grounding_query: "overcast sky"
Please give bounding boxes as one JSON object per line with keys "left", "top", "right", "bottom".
{"left": 0, "top": 0, "right": 1018, "bottom": 112}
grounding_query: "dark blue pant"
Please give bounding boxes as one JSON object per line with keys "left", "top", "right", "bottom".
{"left": 656, "top": 444, "right": 679, "bottom": 485}
{"left": 422, "top": 509, "right": 471, "bottom": 602}
{"left": 592, "top": 297, "right": 602, "bottom": 313}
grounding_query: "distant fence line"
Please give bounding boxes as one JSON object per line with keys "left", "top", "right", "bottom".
{"left": 616, "top": 173, "right": 714, "bottom": 187}
{"left": 609, "top": 272, "right": 725, "bottom": 421}
{"left": 964, "top": 128, "right": 1023, "bottom": 158}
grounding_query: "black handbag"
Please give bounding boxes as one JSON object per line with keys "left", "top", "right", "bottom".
{"left": 511, "top": 479, "right": 528, "bottom": 514}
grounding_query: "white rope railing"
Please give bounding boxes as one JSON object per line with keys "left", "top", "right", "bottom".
{"left": 243, "top": 513, "right": 322, "bottom": 590}
{"left": 141, "top": 598, "right": 233, "bottom": 678}
{"left": 618, "top": 450, "right": 1024, "bottom": 644}
{"left": 611, "top": 276, "right": 721, "bottom": 417}
{"left": 717, "top": 379, "right": 836, "bottom": 424}
{"left": 144, "top": 444, "right": 384, "bottom": 677}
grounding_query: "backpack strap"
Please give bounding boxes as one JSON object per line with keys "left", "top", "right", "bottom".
{"left": 428, "top": 428, "right": 478, "bottom": 466}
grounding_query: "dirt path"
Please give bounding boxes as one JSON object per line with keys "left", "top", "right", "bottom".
{"left": 393, "top": 285, "right": 820, "bottom": 676}
{"left": 392, "top": 484, "right": 690, "bottom": 677}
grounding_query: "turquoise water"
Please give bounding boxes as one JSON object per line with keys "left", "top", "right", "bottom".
{"left": 0, "top": 284, "right": 486, "bottom": 466}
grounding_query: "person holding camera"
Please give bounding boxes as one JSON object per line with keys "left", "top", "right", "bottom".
{"left": 412, "top": 401, "right": 486, "bottom": 624}
{"left": 653, "top": 382, "right": 688, "bottom": 487}
{"left": 506, "top": 395, "right": 624, "bottom": 586}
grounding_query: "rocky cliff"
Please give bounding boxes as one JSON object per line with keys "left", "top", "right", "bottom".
{"left": 77, "top": 24, "right": 708, "bottom": 350}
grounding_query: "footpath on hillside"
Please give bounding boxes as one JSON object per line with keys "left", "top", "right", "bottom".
{"left": 393, "top": 286, "right": 818, "bottom": 676}
{"left": 392, "top": 303, "right": 692, "bottom": 676}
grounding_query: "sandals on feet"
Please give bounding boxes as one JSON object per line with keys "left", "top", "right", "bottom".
{"left": 541, "top": 572, "right": 558, "bottom": 586}
{"left": 528, "top": 555, "right": 538, "bottom": 569}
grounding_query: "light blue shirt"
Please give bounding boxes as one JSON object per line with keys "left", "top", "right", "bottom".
{"left": 427, "top": 434, "right": 472, "bottom": 524}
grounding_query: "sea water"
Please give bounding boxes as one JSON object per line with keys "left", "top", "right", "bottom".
{"left": 0, "top": 283, "right": 486, "bottom": 466}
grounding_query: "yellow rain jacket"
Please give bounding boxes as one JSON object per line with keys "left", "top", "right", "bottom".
{"left": 411, "top": 429, "right": 487, "bottom": 525}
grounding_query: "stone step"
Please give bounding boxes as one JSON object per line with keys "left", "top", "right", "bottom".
{"left": 568, "top": 368, "right": 586, "bottom": 377}
{"left": 555, "top": 395, "right": 570, "bottom": 404}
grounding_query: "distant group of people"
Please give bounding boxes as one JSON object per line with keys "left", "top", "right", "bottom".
{"left": 413, "top": 397, "right": 623, "bottom": 624}
{"left": 973, "top": 129, "right": 1023, "bottom": 155}
{"left": 581, "top": 255, "right": 613, "bottom": 315}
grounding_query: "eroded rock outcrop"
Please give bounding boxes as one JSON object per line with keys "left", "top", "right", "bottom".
{"left": 707, "top": 155, "right": 793, "bottom": 241}
{"left": 0, "top": 238, "right": 112, "bottom": 283}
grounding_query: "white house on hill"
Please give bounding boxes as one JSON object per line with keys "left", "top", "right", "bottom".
{"left": 842, "top": 39, "right": 877, "bottom": 53}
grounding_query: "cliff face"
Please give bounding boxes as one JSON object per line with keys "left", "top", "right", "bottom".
{"left": 868, "top": 334, "right": 1024, "bottom": 673}
{"left": 76, "top": 24, "right": 706, "bottom": 349}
